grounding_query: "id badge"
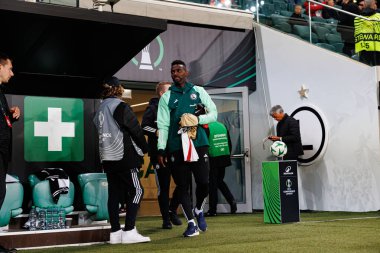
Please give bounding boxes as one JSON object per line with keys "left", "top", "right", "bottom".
{"left": 4, "top": 115, "right": 12, "bottom": 128}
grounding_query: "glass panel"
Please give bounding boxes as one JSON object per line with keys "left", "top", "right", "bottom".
{"left": 255, "top": 0, "right": 379, "bottom": 66}
{"left": 211, "top": 93, "right": 246, "bottom": 204}
{"left": 37, "top": 0, "right": 78, "bottom": 7}
{"left": 176, "top": 0, "right": 253, "bottom": 10}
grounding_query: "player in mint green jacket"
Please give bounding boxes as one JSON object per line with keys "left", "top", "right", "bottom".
{"left": 157, "top": 60, "right": 217, "bottom": 237}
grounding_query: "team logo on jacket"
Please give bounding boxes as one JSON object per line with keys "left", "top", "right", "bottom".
{"left": 190, "top": 93, "right": 197, "bottom": 100}
{"left": 24, "top": 96, "right": 84, "bottom": 162}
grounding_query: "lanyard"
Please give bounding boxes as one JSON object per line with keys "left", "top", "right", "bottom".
{"left": 0, "top": 95, "right": 12, "bottom": 128}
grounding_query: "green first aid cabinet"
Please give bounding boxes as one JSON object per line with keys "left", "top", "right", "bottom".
{"left": 262, "top": 160, "right": 300, "bottom": 224}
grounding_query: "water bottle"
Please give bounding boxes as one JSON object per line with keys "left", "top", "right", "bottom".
{"left": 52, "top": 207, "right": 59, "bottom": 229}
{"left": 29, "top": 206, "right": 37, "bottom": 231}
{"left": 58, "top": 208, "right": 66, "bottom": 229}
{"left": 38, "top": 208, "right": 46, "bottom": 230}
{"left": 46, "top": 207, "right": 52, "bottom": 230}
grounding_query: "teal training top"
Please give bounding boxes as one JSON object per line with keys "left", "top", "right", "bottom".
{"left": 157, "top": 82, "right": 217, "bottom": 153}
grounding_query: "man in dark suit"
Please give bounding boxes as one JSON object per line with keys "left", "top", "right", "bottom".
{"left": 268, "top": 105, "right": 303, "bottom": 160}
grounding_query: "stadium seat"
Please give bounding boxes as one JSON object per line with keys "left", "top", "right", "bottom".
{"left": 274, "top": 1, "right": 287, "bottom": 13}
{"left": 287, "top": 3, "right": 295, "bottom": 12}
{"left": 332, "top": 42, "right": 344, "bottom": 53}
{"left": 77, "top": 173, "right": 109, "bottom": 221}
{"left": 293, "top": 24, "right": 310, "bottom": 36}
{"left": 316, "top": 43, "right": 336, "bottom": 51}
{"left": 293, "top": 25, "right": 318, "bottom": 43}
{"left": 325, "top": 33, "right": 342, "bottom": 44}
{"left": 311, "top": 16, "right": 327, "bottom": 23}
{"left": 28, "top": 174, "right": 75, "bottom": 214}
{"left": 313, "top": 26, "right": 330, "bottom": 43}
{"left": 280, "top": 10, "right": 293, "bottom": 17}
{"left": 288, "top": 34, "right": 302, "bottom": 40}
{"left": 271, "top": 14, "right": 289, "bottom": 26}
{"left": 302, "top": 32, "right": 319, "bottom": 43}
{"left": 0, "top": 175, "right": 23, "bottom": 227}
{"left": 326, "top": 18, "right": 339, "bottom": 24}
{"left": 274, "top": 22, "right": 292, "bottom": 33}
{"left": 261, "top": 3, "right": 275, "bottom": 16}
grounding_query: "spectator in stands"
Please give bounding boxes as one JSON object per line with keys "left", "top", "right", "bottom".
{"left": 288, "top": 5, "right": 308, "bottom": 27}
{"left": 337, "top": 0, "right": 360, "bottom": 56}
{"left": 304, "top": 0, "right": 325, "bottom": 17}
{"left": 358, "top": 0, "right": 365, "bottom": 11}
{"left": 322, "top": 0, "right": 340, "bottom": 19}
{"left": 354, "top": 0, "right": 380, "bottom": 65}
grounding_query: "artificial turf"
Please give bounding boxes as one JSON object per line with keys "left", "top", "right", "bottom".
{"left": 23, "top": 211, "right": 380, "bottom": 253}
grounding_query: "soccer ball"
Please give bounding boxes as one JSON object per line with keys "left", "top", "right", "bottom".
{"left": 270, "top": 141, "right": 287, "bottom": 157}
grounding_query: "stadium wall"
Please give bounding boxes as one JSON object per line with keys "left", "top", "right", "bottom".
{"left": 251, "top": 24, "right": 380, "bottom": 212}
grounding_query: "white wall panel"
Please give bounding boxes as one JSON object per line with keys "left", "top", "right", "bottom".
{"left": 252, "top": 24, "right": 380, "bottom": 211}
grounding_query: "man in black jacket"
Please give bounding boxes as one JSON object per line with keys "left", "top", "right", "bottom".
{"left": 288, "top": 5, "right": 308, "bottom": 28}
{"left": 0, "top": 53, "right": 20, "bottom": 253}
{"left": 94, "top": 77, "right": 150, "bottom": 244}
{"left": 268, "top": 105, "right": 303, "bottom": 160}
{"left": 0, "top": 53, "right": 20, "bottom": 210}
{"left": 141, "top": 82, "right": 182, "bottom": 229}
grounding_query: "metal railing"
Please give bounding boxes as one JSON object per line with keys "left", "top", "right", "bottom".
{"left": 306, "top": 0, "right": 370, "bottom": 43}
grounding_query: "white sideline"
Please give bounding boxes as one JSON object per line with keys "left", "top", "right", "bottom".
{"left": 300, "top": 216, "right": 380, "bottom": 223}
{"left": 19, "top": 242, "right": 107, "bottom": 251}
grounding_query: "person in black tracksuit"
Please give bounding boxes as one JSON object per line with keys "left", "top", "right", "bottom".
{"left": 268, "top": 105, "right": 304, "bottom": 160}
{"left": 94, "top": 77, "right": 150, "bottom": 244}
{"left": 141, "top": 82, "right": 181, "bottom": 229}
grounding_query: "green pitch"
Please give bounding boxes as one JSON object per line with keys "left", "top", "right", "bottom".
{"left": 24, "top": 211, "right": 380, "bottom": 253}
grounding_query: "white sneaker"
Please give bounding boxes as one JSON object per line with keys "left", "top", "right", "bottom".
{"left": 122, "top": 227, "right": 151, "bottom": 244}
{"left": 109, "top": 229, "right": 122, "bottom": 244}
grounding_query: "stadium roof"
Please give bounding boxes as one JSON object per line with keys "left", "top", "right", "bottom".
{"left": 0, "top": 0, "right": 167, "bottom": 98}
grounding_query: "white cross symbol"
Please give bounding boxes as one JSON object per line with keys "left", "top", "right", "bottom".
{"left": 34, "top": 107, "right": 75, "bottom": 151}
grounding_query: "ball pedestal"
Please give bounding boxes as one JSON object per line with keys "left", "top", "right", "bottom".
{"left": 261, "top": 160, "right": 300, "bottom": 224}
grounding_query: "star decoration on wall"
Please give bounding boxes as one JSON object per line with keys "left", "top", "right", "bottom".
{"left": 298, "top": 85, "right": 309, "bottom": 98}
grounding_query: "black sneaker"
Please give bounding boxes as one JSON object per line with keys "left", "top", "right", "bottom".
{"left": 162, "top": 220, "right": 172, "bottom": 229}
{"left": 230, "top": 201, "right": 237, "bottom": 214}
{"left": 169, "top": 211, "right": 182, "bottom": 226}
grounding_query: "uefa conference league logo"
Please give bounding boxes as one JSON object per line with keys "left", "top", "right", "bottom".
{"left": 131, "top": 36, "right": 164, "bottom": 71}
{"left": 24, "top": 97, "right": 84, "bottom": 162}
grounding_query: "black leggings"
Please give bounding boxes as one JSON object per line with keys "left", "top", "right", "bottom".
{"left": 169, "top": 147, "right": 209, "bottom": 221}
{"left": 208, "top": 164, "right": 235, "bottom": 212}
{"left": 153, "top": 163, "right": 180, "bottom": 221}
{"left": 105, "top": 167, "right": 143, "bottom": 232}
